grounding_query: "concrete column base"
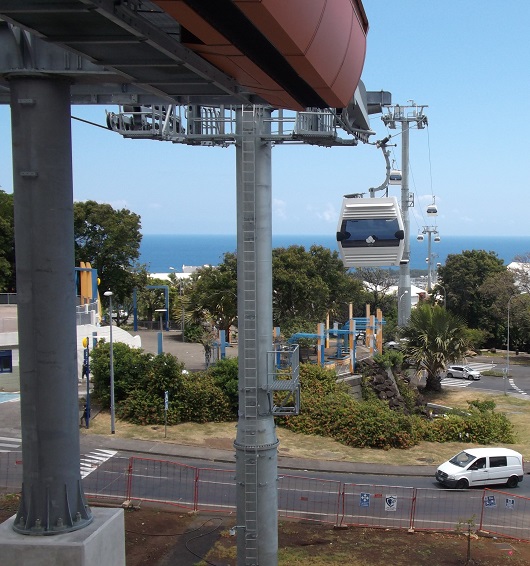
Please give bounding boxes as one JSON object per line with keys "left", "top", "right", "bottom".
{"left": 0, "top": 507, "right": 125, "bottom": 566}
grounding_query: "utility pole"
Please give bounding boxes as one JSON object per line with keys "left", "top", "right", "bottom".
{"left": 382, "top": 103, "right": 428, "bottom": 326}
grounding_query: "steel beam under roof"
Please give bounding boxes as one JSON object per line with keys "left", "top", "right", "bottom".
{"left": 0, "top": 0, "right": 267, "bottom": 106}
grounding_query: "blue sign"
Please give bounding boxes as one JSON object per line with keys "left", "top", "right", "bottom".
{"left": 164, "top": 390, "right": 169, "bottom": 411}
{"left": 484, "top": 495, "right": 497, "bottom": 508}
{"left": 360, "top": 492, "right": 370, "bottom": 508}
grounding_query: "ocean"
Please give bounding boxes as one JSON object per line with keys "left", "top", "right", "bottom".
{"left": 139, "top": 234, "right": 530, "bottom": 273}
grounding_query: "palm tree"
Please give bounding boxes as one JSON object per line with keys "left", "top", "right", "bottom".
{"left": 400, "top": 304, "right": 469, "bottom": 392}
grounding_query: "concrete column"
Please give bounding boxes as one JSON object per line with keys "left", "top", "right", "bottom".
{"left": 9, "top": 76, "right": 92, "bottom": 534}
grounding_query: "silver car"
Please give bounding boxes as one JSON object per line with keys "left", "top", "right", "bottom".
{"left": 445, "top": 364, "right": 481, "bottom": 380}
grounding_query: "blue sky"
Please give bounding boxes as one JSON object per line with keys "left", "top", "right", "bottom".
{"left": 1, "top": 1, "right": 529, "bottom": 237}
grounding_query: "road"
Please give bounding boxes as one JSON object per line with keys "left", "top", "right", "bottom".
{"left": 440, "top": 358, "right": 530, "bottom": 397}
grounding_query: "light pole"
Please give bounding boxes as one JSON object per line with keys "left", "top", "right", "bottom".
{"left": 103, "top": 290, "right": 116, "bottom": 434}
{"left": 507, "top": 294, "right": 517, "bottom": 388}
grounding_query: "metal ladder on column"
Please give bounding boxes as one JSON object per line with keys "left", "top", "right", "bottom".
{"left": 241, "top": 105, "right": 259, "bottom": 565}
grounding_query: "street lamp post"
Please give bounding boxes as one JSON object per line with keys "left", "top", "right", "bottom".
{"left": 507, "top": 295, "right": 517, "bottom": 390}
{"left": 103, "top": 290, "right": 116, "bottom": 434}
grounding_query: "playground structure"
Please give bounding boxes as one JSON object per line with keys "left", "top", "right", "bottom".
{"left": 285, "top": 304, "right": 384, "bottom": 374}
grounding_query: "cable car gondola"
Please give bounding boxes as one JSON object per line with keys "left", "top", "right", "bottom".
{"left": 389, "top": 169, "right": 402, "bottom": 185}
{"left": 336, "top": 196, "right": 405, "bottom": 267}
{"left": 426, "top": 203, "right": 438, "bottom": 216}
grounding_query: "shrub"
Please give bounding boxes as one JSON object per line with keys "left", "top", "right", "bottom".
{"left": 178, "top": 372, "right": 233, "bottom": 423}
{"left": 208, "top": 357, "right": 239, "bottom": 411}
{"left": 90, "top": 340, "right": 152, "bottom": 407}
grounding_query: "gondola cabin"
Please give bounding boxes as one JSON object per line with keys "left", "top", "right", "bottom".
{"left": 336, "top": 196, "right": 405, "bottom": 267}
{"left": 389, "top": 169, "right": 402, "bottom": 185}
{"left": 427, "top": 204, "right": 438, "bottom": 216}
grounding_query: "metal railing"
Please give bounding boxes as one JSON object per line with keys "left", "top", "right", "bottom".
{"left": 2, "top": 451, "right": 529, "bottom": 541}
{"left": 0, "top": 294, "right": 17, "bottom": 305}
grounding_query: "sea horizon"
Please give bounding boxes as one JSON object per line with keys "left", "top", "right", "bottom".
{"left": 139, "top": 233, "right": 530, "bottom": 273}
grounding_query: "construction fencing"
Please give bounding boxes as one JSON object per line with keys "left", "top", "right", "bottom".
{"left": 1, "top": 451, "right": 529, "bottom": 541}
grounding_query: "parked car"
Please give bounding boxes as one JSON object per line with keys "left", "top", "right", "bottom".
{"left": 445, "top": 364, "right": 481, "bottom": 380}
{"left": 435, "top": 447, "right": 524, "bottom": 489}
{"left": 384, "top": 339, "right": 407, "bottom": 351}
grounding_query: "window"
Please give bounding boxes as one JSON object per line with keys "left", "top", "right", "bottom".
{"left": 490, "top": 456, "right": 507, "bottom": 468}
{"left": 0, "top": 350, "right": 12, "bottom": 373}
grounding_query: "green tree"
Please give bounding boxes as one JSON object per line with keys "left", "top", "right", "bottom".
{"left": 272, "top": 245, "right": 363, "bottom": 329}
{"left": 188, "top": 252, "right": 238, "bottom": 336}
{"left": 74, "top": 200, "right": 143, "bottom": 317}
{"left": 0, "top": 190, "right": 15, "bottom": 292}
{"left": 437, "top": 250, "right": 506, "bottom": 328}
{"left": 400, "top": 304, "right": 469, "bottom": 392}
{"left": 478, "top": 270, "right": 519, "bottom": 348}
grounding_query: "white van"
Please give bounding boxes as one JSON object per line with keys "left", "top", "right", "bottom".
{"left": 435, "top": 447, "right": 524, "bottom": 489}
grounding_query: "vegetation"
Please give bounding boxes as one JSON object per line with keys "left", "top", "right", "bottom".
{"left": 186, "top": 252, "right": 238, "bottom": 336}
{"left": 0, "top": 190, "right": 15, "bottom": 292}
{"left": 90, "top": 341, "right": 235, "bottom": 425}
{"left": 74, "top": 200, "right": 143, "bottom": 322}
{"left": 272, "top": 245, "right": 365, "bottom": 328}
{"left": 90, "top": 342, "right": 514, "bottom": 450}
{"left": 399, "top": 304, "right": 469, "bottom": 392}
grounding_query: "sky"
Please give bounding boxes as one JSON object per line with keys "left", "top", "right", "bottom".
{"left": 1, "top": 1, "right": 530, "bottom": 237}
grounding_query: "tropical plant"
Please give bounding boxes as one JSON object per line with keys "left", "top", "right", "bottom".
{"left": 399, "top": 304, "right": 469, "bottom": 392}
{"left": 187, "top": 252, "right": 238, "bottom": 336}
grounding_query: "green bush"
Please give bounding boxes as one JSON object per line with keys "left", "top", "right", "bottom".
{"left": 90, "top": 340, "right": 152, "bottom": 407}
{"left": 374, "top": 349, "right": 404, "bottom": 371}
{"left": 178, "top": 372, "right": 233, "bottom": 423}
{"left": 208, "top": 357, "right": 239, "bottom": 411}
{"left": 184, "top": 323, "right": 205, "bottom": 343}
{"left": 467, "top": 399, "right": 496, "bottom": 412}
{"left": 92, "top": 343, "right": 516, "bottom": 448}
{"left": 418, "top": 410, "right": 514, "bottom": 444}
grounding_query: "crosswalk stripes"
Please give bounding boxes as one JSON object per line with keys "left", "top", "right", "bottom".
{"left": 0, "top": 435, "right": 22, "bottom": 452}
{"left": 508, "top": 378, "right": 528, "bottom": 396}
{"left": 0, "top": 440, "right": 117, "bottom": 476}
{"left": 441, "top": 377, "right": 474, "bottom": 388}
{"left": 80, "top": 449, "right": 117, "bottom": 479}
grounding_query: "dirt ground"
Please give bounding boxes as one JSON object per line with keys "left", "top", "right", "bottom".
{"left": 2, "top": 495, "right": 530, "bottom": 565}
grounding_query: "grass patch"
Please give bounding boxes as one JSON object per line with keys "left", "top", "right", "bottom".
{"left": 84, "top": 386, "right": 530, "bottom": 467}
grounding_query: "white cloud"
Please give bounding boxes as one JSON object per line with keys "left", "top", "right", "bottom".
{"left": 273, "top": 198, "right": 287, "bottom": 219}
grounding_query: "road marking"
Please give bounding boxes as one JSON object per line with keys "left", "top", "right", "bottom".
{"left": 0, "top": 393, "right": 20, "bottom": 404}
{"left": 509, "top": 378, "right": 528, "bottom": 396}
{"left": 80, "top": 449, "right": 117, "bottom": 479}
{"left": 441, "top": 378, "right": 473, "bottom": 388}
{"left": 0, "top": 435, "right": 22, "bottom": 452}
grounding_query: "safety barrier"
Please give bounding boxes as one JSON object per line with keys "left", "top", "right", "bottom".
{"left": 1, "top": 451, "right": 530, "bottom": 542}
{"left": 278, "top": 474, "right": 341, "bottom": 524}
